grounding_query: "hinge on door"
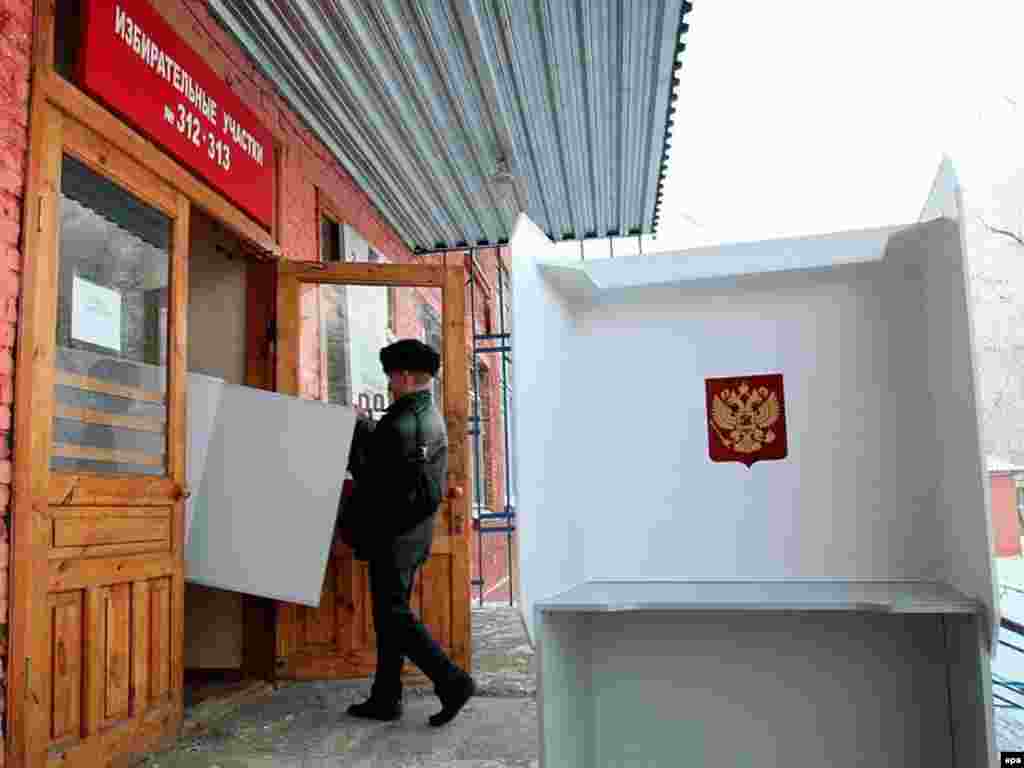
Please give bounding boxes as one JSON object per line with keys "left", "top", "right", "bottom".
{"left": 24, "top": 657, "right": 30, "bottom": 698}
{"left": 37, "top": 194, "right": 46, "bottom": 233}
{"left": 266, "top": 319, "right": 277, "bottom": 345}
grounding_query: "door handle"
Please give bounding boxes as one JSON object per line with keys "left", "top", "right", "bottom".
{"left": 446, "top": 470, "right": 464, "bottom": 501}
{"left": 447, "top": 474, "right": 465, "bottom": 533}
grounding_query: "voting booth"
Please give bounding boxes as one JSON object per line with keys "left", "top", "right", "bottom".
{"left": 511, "top": 160, "right": 998, "bottom": 767}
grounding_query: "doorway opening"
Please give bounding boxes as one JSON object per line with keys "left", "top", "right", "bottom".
{"left": 182, "top": 206, "right": 274, "bottom": 710}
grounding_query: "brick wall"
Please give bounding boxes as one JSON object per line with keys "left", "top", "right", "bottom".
{"left": 0, "top": 1, "right": 516, "bottom": 756}
{"left": 991, "top": 473, "right": 1021, "bottom": 558}
{"left": 0, "top": 0, "right": 33, "bottom": 755}
{"left": 466, "top": 248, "right": 517, "bottom": 603}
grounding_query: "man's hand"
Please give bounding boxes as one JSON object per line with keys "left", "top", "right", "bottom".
{"left": 353, "top": 403, "right": 373, "bottom": 421}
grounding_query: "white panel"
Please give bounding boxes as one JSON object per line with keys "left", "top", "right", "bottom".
{"left": 185, "top": 372, "right": 223, "bottom": 544}
{"left": 572, "top": 258, "right": 943, "bottom": 582}
{"left": 575, "top": 222, "right": 900, "bottom": 291}
{"left": 510, "top": 214, "right": 585, "bottom": 643}
{"left": 580, "top": 612, "right": 952, "bottom": 768}
{"left": 945, "top": 614, "right": 992, "bottom": 767}
{"left": 899, "top": 218, "right": 997, "bottom": 637}
{"left": 536, "top": 612, "right": 591, "bottom": 768}
{"left": 919, "top": 155, "right": 960, "bottom": 222}
{"left": 185, "top": 382, "right": 356, "bottom": 605}
{"left": 538, "top": 579, "right": 980, "bottom": 614}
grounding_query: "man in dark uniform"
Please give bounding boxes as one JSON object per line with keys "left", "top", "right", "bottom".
{"left": 345, "top": 339, "right": 476, "bottom": 726}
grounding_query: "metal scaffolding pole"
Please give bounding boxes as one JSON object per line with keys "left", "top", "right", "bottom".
{"left": 465, "top": 247, "right": 516, "bottom": 607}
{"left": 497, "top": 262, "right": 514, "bottom": 606}
{"left": 467, "top": 251, "right": 486, "bottom": 607}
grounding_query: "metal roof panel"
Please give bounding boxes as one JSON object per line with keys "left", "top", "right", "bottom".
{"left": 207, "top": 0, "right": 692, "bottom": 250}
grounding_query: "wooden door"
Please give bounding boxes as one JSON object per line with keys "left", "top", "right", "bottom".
{"left": 9, "top": 108, "right": 189, "bottom": 767}
{"left": 273, "top": 261, "right": 471, "bottom": 680}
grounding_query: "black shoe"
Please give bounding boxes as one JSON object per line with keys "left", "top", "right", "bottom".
{"left": 347, "top": 697, "right": 403, "bottom": 721}
{"left": 429, "top": 675, "right": 476, "bottom": 727}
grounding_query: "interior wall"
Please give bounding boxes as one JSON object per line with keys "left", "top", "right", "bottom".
{"left": 185, "top": 211, "right": 248, "bottom": 670}
{"left": 570, "top": 251, "right": 943, "bottom": 582}
{"left": 510, "top": 216, "right": 585, "bottom": 643}
{"left": 187, "top": 215, "right": 248, "bottom": 384}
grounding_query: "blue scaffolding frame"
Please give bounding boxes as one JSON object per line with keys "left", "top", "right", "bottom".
{"left": 466, "top": 250, "right": 516, "bottom": 606}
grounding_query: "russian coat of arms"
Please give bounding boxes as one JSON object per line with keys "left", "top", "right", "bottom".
{"left": 706, "top": 374, "right": 788, "bottom": 467}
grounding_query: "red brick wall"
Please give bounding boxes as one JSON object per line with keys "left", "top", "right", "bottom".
{"left": 0, "top": 0, "right": 32, "bottom": 754}
{"left": 991, "top": 473, "right": 1021, "bottom": 557}
{"left": 0, "top": 2, "right": 518, "bottom": 757}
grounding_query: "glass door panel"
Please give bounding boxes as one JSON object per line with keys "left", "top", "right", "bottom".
{"left": 318, "top": 283, "right": 444, "bottom": 414}
{"left": 52, "top": 154, "right": 171, "bottom": 476}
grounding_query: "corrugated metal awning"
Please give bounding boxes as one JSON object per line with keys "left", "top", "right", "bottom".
{"left": 207, "top": 0, "right": 692, "bottom": 251}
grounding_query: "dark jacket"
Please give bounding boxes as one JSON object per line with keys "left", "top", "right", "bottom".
{"left": 346, "top": 390, "right": 448, "bottom": 568}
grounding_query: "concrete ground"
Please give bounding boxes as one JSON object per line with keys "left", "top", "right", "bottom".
{"left": 139, "top": 605, "right": 539, "bottom": 768}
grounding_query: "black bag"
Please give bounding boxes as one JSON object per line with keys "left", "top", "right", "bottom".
{"left": 337, "top": 409, "right": 437, "bottom": 557}
{"left": 336, "top": 477, "right": 359, "bottom": 550}
{"left": 337, "top": 415, "right": 374, "bottom": 554}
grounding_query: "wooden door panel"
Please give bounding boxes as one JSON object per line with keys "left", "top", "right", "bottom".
{"left": 42, "top": 574, "right": 175, "bottom": 756}
{"left": 131, "top": 581, "right": 149, "bottom": 716}
{"left": 103, "top": 584, "right": 132, "bottom": 723}
{"left": 148, "top": 578, "right": 173, "bottom": 703}
{"left": 302, "top": 559, "right": 338, "bottom": 649}
{"left": 50, "top": 592, "right": 84, "bottom": 745}
{"left": 420, "top": 557, "right": 452, "bottom": 649}
{"left": 11, "top": 107, "right": 189, "bottom": 767}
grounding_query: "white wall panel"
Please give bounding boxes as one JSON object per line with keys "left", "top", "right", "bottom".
{"left": 185, "top": 382, "right": 355, "bottom": 606}
{"left": 510, "top": 215, "right": 585, "bottom": 643}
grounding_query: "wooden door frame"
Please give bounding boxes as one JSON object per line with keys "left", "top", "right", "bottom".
{"left": 274, "top": 261, "right": 472, "bottom": 673}
{"left": 9, "top": 3, "right": 283, "bottom": 764}
{"left": 9, "top": 102, "right": 191, "bottom": 767}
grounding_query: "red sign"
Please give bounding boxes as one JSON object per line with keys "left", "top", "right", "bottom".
{"left": 706, "top": 374, "right": 788, "bottom": 468}
{"left": 79, "top": 0, "right": 275, "bottom": 228}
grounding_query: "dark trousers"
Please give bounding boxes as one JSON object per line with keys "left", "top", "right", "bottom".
{"left": 368, "top": 560, "right": 463, "bottom": 702}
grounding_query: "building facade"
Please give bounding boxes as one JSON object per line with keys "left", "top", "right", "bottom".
{"left": 0, "top": 1, "right": 515, "bottom": 764}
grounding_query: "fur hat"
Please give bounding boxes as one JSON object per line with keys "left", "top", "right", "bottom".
{"left": 380, "top": 339, "right": 441, "bottom": 376}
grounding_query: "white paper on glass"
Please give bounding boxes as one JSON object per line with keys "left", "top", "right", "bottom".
{"left": 184, "top": 381, "right": 356, "bottom": 606}
{"left": 72, "top": 275, "right": 122, "bottom": 351}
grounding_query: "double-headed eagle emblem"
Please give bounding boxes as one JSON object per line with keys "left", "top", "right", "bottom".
{"left": 706, "top": 374, "right": 788, "bottom": 467}
{"left": 710, "top": 382, "right": 780, "bottom": 454}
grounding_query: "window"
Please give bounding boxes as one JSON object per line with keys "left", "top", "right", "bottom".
{"left": 52, "top": 155, "right": 172, "bottom": 476}
{"left": 468, "top": 358, "right": 491, "bottom": 514}
{"left": 419, "top": 301, "right": 443, "bottom": 406}
{"left": 320, "top": 214, "right": 342, "bottom": 262}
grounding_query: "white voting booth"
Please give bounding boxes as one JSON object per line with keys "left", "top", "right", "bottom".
{"left": 511, "top": 160, "right": 998, "bottom": 768}
{"left": 184, "top": 373, "right": 356, "bottom": 606}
